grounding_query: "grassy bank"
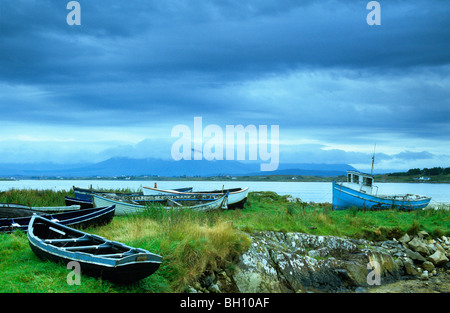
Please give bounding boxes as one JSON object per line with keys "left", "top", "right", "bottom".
{"left": 0, "top": 189, "right": 449, "bottom": 292}
{"left": 227, "top": 192, "right": 450, "bottom": 240}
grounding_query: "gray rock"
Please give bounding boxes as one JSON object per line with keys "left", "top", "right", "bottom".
{"left": 208, "top": 283, "right": 221, "bottom": 293}
{"left": 405, "top": 248, "right": 426, "bottom": 262}
{"left": 399, "top": 233, "right": 411, "bottom": 244}
{"left": 355, "top": 287, "right": 367, "bottom": 293}
{"left": 187, "top": 286, "right": 198, "bottom": 293}
{"left": 233, "top": 231, "right": 401, "bottom": 293}
{"left": 408, "top": 237, "right": 430, "bottom": 256}
{"left": 420, "top": 270, "right": 429, "bottom": 280}
{"left": 404, "top": 258, "right": 419, "bottom": 276}
{"left": 427, "top": 243, "right": 437, "bottom": 255}
{"left": 427, "top": 250, "right": 449, "bottom": 266}
{"left": 422, "top": 261, "right": 435, "bottom": 272}
{"left": 417, "top": 231, "right": 429, "bottom": 239}
{"left": 442, "top": 236, "right": 450, "bottom": 245}
{"left": 307, "top": 247, "right": 330, "bottom": 258}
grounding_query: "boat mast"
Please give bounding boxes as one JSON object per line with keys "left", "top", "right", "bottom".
{"left": 370, "top": 144, "right": 376, "bottom": 176}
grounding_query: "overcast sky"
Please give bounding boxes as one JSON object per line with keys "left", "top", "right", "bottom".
{"left": 0, "top": 0, "right": 449, "bottom": 172}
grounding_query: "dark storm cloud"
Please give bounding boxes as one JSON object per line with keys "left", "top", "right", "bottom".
{"left": 1, "top": 0, "right": 449, "bottom": 85}
{"left": 0, "top": 0, "right": 449, "bottom": 166}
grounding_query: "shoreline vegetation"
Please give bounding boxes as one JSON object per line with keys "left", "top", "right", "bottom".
{"left": 3, "top": 166, "right": 450, "bottom": 183}
{"left": 0, "top": 188, "right": 449, "bottom": 293}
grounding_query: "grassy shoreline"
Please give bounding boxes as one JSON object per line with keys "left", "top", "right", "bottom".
{"left": 0, "top": 189, "right": 449, "bottom": 292}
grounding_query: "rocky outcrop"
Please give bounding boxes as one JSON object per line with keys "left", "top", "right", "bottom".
{"left": 232, "top": 231, "right": 401, "bottom": 293}
{"left": 187, "top": 231, "right": 450, "bottom": 293}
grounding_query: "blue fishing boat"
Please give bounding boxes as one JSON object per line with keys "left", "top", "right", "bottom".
{"left": 332, "top": 170, "right": 431, "bottom": 211}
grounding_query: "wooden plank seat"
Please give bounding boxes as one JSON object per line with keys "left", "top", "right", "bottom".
{"left": 97, "top": 251, "right": 135, "bottom": 258}
{"left": 44, "top": 237, "right": 91, "bottom": 244}
{"left": 62, "top": 243, "right": 113, "bottom": 251}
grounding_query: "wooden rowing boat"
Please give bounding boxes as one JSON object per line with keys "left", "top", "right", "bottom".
{"left": 0, "top": 203, "right": 41, "bottom": 218}
{"left": 65, "top": 196, "right": 94, "bottom": 209}
{"left": 143, "top": 186, "right": 249, "bottom": 209}
{"left": 27, "top": 215, "right": 162, "bottom": 284}
{"left": 73, "top": 186, "right": 143, "bottom": 202}
{"left": 0, "top": 206, "right": 116, "bottom": 233}
{"left": 0, "top": 203, "right": 81, "bottom": 218}
{"left": 92, "top": 193, "right": 229, "bottom": 215}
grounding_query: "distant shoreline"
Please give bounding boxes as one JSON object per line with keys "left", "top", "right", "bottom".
{"left": 2, "top": 174, "right": 449, "bottom": 183}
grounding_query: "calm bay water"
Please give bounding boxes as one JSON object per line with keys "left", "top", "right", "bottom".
{"left": 1, "top": 179, "right": 449, "bottom": 205}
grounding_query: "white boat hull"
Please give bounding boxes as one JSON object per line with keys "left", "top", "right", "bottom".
{"left": 143, "top": 187, "right": 249, "bottom": 209}
{"left": 93, "top": 194, "right": 228, "bottom": 216}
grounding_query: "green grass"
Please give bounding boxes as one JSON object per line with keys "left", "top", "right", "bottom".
{"left": 0, "top": 189, "right": 449, "bottom": 292}
{"left": 225, "top": 191, "right": 450, "bottom": 241}
{"left": 0, "top": 188, "right": 72, "bottom": 207}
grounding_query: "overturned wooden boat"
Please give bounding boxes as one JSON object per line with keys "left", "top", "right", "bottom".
{"left": 27, "top": 215, "right": 162, "bottom": 284}
{"left": 332, "top": 171, "right": 431, "bottom": 211}
{"left": 143, "top": 186, "right": 249, "bottom": 209}
{"left": 65, "top": 196, "right": 94, "bottom": 209}
{"left": 92, "top": 192, "right": 229, "bottom": 216}
{"left": 0, "top": 206, "right": 116, "bottom": 233}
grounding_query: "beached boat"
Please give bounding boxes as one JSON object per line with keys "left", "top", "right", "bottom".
{"left": 73, "top": 186, "right": 143, "bottom": 202}
{"left": 143, "top": 186, "right": 249, "bottom": 209}
{"left": 141, "top": 185, "right": 193, "bottom": 195}
{"left": 332, "top": 171, "right": 431, "bottom": 210}
{"left": 0, "top": 203, "right": 81, "bottom": 217}
{"left": 27, "top": 215, "right": 162, "bottom": 284}
{"left": 65, "top": 196, "right": 94, "bottom": 209}
{"left": 0, "top": 203, "right": 41, "bottom": 218}
{"left": 0, "top": 206, "right": 116, "bottom": 233}
{"left": 29, "top": 205, "right": 81, "bottom": 212}
{"left": 92, "top": 193, "right": 229, "bottom": 215}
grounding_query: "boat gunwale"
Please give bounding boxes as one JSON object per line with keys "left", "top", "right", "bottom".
{"left": 143, "top": 186, "right": 249, "bottom": 196}
{"left": 0, "top": 206, "right": 116, "bottom": 233}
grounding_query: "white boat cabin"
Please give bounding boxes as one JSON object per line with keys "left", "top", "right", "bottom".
{"left": 344, "top": 171, "right": 374, "bottom": 194}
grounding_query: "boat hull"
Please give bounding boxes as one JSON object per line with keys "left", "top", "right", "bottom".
{"left": 0, "top": 206, "right": 116, "bottom": 233}
{"left": 143, "top": 187, "right": 249, "bottom": 209}
{"left": 73, "top": 186, "right": 143, "bottom": 202}
{"left": 92, "top": 193, "right": 228, "bottom": 215}
{"left": 332, "top": 181, "right": 431, "bottom": 211}
{"left": 0, "top": 203, "right": 43, "bottom": 218}
{"left": 27, "top": 215, "right": 162, "bottom": 284}
{"left": 65, "top": 196, "right": 94, "bottom": 209}
{"left": 29, "top": 242, "right": 160, "bottom": 284}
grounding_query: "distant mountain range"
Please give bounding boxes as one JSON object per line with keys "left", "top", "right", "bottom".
{"left": 0, "top": 157, "right": 357, "bottom": 178}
